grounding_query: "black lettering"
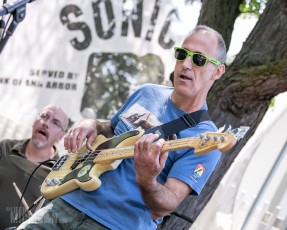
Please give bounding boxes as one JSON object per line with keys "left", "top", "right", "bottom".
{"left": 46, "top": 82, "right": 52, "bottom": 88}
{"left": 158, "top": 9, "right": 176, "bottom": 49}
{"left": 60, "top": 5, "right": 92, "bottom": 50}
{"left": 46, "top": 82, "right": 77, "bottom": 90}
{"left": 29, "top": 69, "right": 35, "bottom": 76}
{"left": 12, "top": 79, "right": 17, "bottom": 85}
{"left": 145, "top": 0, "right": 161, "bottom": 41}
{"left": 67, "top": 72, "right": 73, "bottom": 80}
{"left": 25, "top": 80, "right": 43, "bottom": 87}
{"left": 47, "top": 71, "right": 64, "bottom": 78}
{"left": 121, "top": 0, "right": 143, "bottom": 37}
{"left": 59, "top": 72, "right": 65, "bottom": 79}
{"left": 29, "top": 69, "right": 40, "bottom": 76}
{"left": 48, "top": 71, "right": 55, "bottom": 77}
{"left": 42, "top": 70, "right": 47, "bottom": 76}
{"left": 0, "top": 78, "right": 10, "bottom": 84}
{"left": 51, "top": 82, "right": 57, "bottom": 88}
{"left": 92, "top": 0, "right": 115, "bottom": 39}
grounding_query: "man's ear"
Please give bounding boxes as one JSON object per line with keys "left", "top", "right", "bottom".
{"left": 57, "top": 132, "right": 65, "bottom": 142}
{"left": 212, "top": 64, "right": 225, "bottom": 80}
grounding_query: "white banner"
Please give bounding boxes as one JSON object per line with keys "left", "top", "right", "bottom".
{"left": 0, "top": 0, "right": 200, "bottom": 142}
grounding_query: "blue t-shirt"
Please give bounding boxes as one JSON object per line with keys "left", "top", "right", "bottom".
{"left": 61, "top": 84, "right": 221, "bottom": 230}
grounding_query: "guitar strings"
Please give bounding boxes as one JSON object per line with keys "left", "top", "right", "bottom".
{"left": 58, "top": 133, "right": 224, "bottom": 166}
{"left": 66, "top": 137, "right": 200, "bottom": 164}
{"left": 70, "top": 145, "right": 135, "bottom": 165}
{"left": 50, "top": 135, "right": 221, "bottom": 174}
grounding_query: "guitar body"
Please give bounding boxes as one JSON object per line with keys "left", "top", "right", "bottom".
{"left": 40, "top": 130, "right": 143, "bottom": 199}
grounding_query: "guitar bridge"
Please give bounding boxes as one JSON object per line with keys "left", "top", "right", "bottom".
{"left": 70, "top": 151, "right": 93, "bottom": 170}
{"left": 45, "top": 177, "right": 63, "bottom": 186}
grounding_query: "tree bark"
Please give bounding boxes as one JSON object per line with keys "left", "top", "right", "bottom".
{"left": 197, "top": 0, "right": 243, "bottom": 51}
{"left": 159, "top": 0, "right": 287, "bottom": 229}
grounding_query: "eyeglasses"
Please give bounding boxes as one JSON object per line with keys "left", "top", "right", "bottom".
{"left": 38, "top": 113, "right": 64, "bottom": 131}
{"left": 174, "top": 47, "right": 221, "bottom": 67}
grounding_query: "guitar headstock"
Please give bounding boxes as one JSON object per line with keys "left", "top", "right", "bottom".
{"left": 194, "top": 126, "right": 249, "bottom": 155}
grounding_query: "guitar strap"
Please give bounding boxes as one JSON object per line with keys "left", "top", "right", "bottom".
{"left": 144, "top": 110, "right": 211, "bottom": 140}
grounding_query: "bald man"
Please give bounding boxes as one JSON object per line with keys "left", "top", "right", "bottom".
{"left": 0, "top": 105, "right": 69, "bottom": 229}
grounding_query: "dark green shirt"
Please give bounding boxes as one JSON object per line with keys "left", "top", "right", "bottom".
{"left": 0, "top": 139, "right": 58, "bottom": 229}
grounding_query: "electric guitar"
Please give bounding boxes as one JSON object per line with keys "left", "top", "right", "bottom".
{"left": 41, "top": 127, "right": 248, "bottom": 199}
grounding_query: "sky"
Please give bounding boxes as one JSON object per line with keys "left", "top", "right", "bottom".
{"left": 227, "top": 15, "right": 258, "bottom": 63}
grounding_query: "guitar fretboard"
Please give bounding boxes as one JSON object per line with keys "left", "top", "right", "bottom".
{"left": 94, "top": 138, "right": 200, "bottom": 163}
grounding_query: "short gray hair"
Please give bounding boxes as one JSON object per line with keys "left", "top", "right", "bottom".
{"left": 189, "top": 25, "right": 227, "bottom": 64}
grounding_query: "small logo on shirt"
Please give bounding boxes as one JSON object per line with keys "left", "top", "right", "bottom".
{"left": 191, "top": 164, "right": 206, "bottom": 182}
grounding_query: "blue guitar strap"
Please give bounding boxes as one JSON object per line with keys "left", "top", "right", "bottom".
{"left": 144, "top": 110, "right": 211, "bottom": 140}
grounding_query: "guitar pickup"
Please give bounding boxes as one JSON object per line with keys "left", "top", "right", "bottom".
{"left": 70, "top": 151, "right": 92, "bottom": 170}
{"left": 53, "top": 155, "right": 69, "bottom": 170}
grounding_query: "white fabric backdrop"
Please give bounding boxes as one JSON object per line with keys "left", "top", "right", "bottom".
{"left": 0, "top": 0, "right": 200, "bottom": 144}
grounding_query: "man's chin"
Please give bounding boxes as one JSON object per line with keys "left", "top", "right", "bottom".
{"left": 31, "top": 138, "right": 47, "bottom": 149}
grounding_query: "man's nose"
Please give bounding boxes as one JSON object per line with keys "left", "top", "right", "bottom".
{"left": 41, "top": 118, "right": 50, "bottom": 127}
{"left": 182, "top": 56, "right": 193, "bottom": 69}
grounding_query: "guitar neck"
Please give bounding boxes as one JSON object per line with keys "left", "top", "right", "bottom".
{"left": 94, "top": 138, "right": 199, "bottom": 164}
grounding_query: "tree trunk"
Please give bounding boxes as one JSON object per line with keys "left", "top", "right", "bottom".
{"left": 159, "top": 0, "right": 287, "bottom": 229}
{"left": 197, "top": 0, "right": 243, "bottom": 51}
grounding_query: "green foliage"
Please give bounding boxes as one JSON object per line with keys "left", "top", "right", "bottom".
{"left": 240, "top": 0, "right": 268, "bottom": 17}
{"left": 185, "top": 0, "right": 267, "bottom": 17}
{"left": 81, "top": 52, "right": 164, "bottom": 119}
{"left": 269, "top": 97, "right": 275, "bottom": 108}
{"left": 184, "top": 0, "right": 198, "bottom": 4}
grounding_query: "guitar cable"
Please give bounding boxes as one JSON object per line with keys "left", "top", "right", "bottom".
{"left": 15, "top": 159, "right": 56, "bottom": 222}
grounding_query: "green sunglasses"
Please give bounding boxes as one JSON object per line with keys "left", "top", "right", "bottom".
{"left": 174, "top": 47, "right": 221, "bottom": 67}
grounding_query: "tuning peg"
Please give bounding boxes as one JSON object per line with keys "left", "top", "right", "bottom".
{"left": 217, "top": 124, "right": 233, "bottom": 133}
{"left": 229, "top": 126, "right": 250, "bottom": 140}
{"left": 205, "top": 134, "right": 211, "bottom": 140}
{"left": 220, "top": 136, "right": 227, "bottom": 142}
{"left": 199, "top": 133, "right": 205, "bottom": 139}
{"left": 225, "top": 125, "right": 232, "bottom": 133}
{"left": 217, "top": 125, "right": 225, "bottom": 133}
